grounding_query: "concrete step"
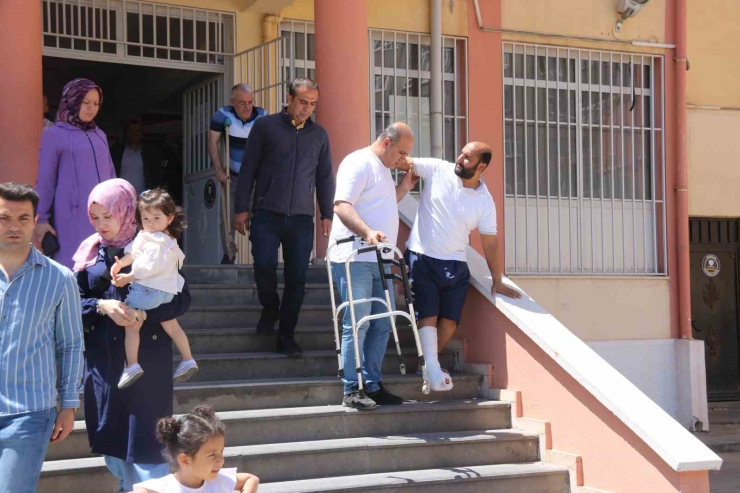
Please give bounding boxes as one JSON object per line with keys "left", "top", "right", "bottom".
{"left": 40, "top": 429, "right": 539, "bottom": 491}
{"left": 49, "top": 400, "right": 510, "bottom": 461}
{"left": 176, "top": 349, "right": 454, "bottom": 382}
{"left": 180, "top": 304, "right": 333, "bottom": 329}
{"left": 183, "top": 264, "right": 329, "bottom": 285}
{"left": 695, "top": 423, "right": 740, "bottom": 453}
{"left": 70, "top": 373, "right": 482, "bottom": 420}
{"left": 189, "top": 283, "right": 336, "bottom": 306}
{"left": 173, "top": 373, "right": 481, "bottom": 414}
{"left": 186, "top": 326, "right": 417, "bottom": 354}
{"left": 258, "top": 463, "right": 570, "bottom": 492}
{"left": 709, "top": 401, "right": 740, "bottom": 425}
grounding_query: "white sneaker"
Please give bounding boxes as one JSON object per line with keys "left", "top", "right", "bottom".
{"left": 118, "top": 364, "right": 144, "bottom": 389}
{"left": 173, "top": 359, "right": 199, "bottom": 383}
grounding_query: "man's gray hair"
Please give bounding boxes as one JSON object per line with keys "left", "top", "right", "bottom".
{"left": 377, "top": 123, "right": 413, "bottom": 145}
{"left": 288, "top": 77, "right": 319, "bottom": 97}
{"left": 231, "top": 83, "right": 253, "bottom": 97}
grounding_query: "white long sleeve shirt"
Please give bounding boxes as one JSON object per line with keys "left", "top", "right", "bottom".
{"left": 124, "top": 232, "right": 185, "bottom": 294}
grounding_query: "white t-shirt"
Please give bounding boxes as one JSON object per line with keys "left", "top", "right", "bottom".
{"left": 124, "top": 231, "right": 186, "bottom": 294}
{"left": 133, "top": 468, "right": 237, "bottom": 493}
{"left": 328, "top": 148, "right": 398, "bottom": 263}
{"left": 407, "top": 158, "right": 497, "bottom": 262}
{"left": 121, "top": 146, "right": 147, "bottom": 195}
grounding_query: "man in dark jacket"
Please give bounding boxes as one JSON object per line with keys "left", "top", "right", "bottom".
{"left": 234, "top": 77, "right": 335, "bottom": 357}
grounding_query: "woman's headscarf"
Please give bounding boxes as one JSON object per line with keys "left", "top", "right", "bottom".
{"left": 72, "top": 179, "right": 138, "bottom": 273}
{"left": 56, "top": 78, "right": 103, "bottom": 131}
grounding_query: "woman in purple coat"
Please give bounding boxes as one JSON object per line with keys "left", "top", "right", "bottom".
{"left": 34, "top": 78, "right": 116, "bottom": 269}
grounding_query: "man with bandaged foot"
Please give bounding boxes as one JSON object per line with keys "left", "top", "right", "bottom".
{"left": 400, "top": 142, "right": 521, "bottom": 391}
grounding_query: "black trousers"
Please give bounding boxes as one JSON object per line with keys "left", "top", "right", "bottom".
{"left": 249, "top": 210, "right": 314, "bottom": 336}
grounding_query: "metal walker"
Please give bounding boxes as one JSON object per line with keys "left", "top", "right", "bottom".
{"left": 325, "top": 235, "right": 431, "bottom": 398}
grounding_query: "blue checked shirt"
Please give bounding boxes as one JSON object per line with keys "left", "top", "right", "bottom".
{"left": 0, "top": 247, "right": 84, "bottom": 415}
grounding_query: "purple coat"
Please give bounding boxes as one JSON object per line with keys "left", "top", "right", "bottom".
{"left": 36, "top": 122, "right": 116, "bottom": 269}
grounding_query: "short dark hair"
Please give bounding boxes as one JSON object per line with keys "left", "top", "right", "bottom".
{"left": 479, "top": 150, "right": 492, "bottom": 166}
{"left": 157, "top": 405, "right": 225, "bottom": 472}
{"left": 136, "top": 188, "right": 187, "bottom": 240}
{"left": 288, "top": 77, "right": 319, "bottom": 97}
{"left": 0, "top": 182, "right": 39, "bottom": 215}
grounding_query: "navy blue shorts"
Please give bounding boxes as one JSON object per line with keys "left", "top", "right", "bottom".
{"left": 405, "top": 249, "right": 470, "bottom": 324}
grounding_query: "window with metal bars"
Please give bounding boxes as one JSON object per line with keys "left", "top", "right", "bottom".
{"left": 503, "top": 43, "right": 666, "bottom": 276}
{"left": 369, "top": 29, "right": 468, "bottom": 179}
{"left": 280, "top": 21, "right": 316, "bottom": 83}
{"left": 41, "top": 0, "right": 234, "bottom": 69}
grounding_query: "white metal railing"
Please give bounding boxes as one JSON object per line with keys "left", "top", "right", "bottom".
{"left": 41, "top": 0, "right": 234, "bottom": 71}
{"left": 183, "top": 76, "right": 222, "bottom": 176}
{"left": 369, "top": 29, "right": 468, "bottom": 193}
{"left": 503, "top": 42, "right": 667, "bottom": 276}
{"left": 233, "top": 34, "right": 292, "bottom": 116}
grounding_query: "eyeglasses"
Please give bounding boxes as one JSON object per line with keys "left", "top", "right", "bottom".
{"left": 234, "top": 101, "right": 254, "bottom": 108}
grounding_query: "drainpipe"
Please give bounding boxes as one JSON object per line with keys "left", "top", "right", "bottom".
{"left": 676, "top": 0, "right": 691, "bottom": 339}
{"left": 262, "top": 12, "right": 284, "bottom": 43}
{"left": 430, "top": 0, "right": 443, "bottom": 159}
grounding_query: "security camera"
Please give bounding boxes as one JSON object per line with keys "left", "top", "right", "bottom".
{"left": 617, "top": 0, "right": 651, "bottom": 19}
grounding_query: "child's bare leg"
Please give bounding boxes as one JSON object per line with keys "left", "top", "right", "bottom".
{"left": 124, "top": 320, "right": 144, "bottom": 366}
{"left": 161, "top": 319, "right": 193, "bottom": 361}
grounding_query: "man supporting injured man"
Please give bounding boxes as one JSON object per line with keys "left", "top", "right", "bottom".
{"left": 400, "top": 142, "right": 521, "bottom": 391}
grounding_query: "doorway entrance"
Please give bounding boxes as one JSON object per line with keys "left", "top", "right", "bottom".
{"left": 43, "top": 55, "right": 216, "bottom": 207}
{"left": 690, "top": 218, "right": 740, "bottom": 401}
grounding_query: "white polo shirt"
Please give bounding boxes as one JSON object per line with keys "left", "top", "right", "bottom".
{"left": 407, "top": 158, "right": 497, "bottom": 262}
{"left": 329, "top": 148, "right": 398, "bottom": 263}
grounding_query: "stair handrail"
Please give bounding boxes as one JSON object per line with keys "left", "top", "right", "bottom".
{"left": 397, "top": 193, "right": 721, "bottom": 473}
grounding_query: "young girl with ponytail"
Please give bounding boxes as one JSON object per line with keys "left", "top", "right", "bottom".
{"left": 130, "top": 406, "right": 259, "bottom": 493}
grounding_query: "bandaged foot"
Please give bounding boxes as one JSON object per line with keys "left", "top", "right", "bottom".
{"left": 419, "top": 326, "right": 453, "bottom": 391}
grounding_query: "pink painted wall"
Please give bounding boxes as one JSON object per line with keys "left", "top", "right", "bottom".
{"left": 314, "top": 0, "right": 370, "bottom": 258}
{"left": 0, "top": 0, "right": 42, "bottom": 185}
{"left": 664, "top": 0, "right": 680, "bottom": 338}
{"left": 466, "top": 0, "right": 505, "bottom": 266}
{"left": 459, "top": 290, "right": 709, "bottom": 492}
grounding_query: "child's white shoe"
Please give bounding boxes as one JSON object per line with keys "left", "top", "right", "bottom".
{"left": 118, "top": 363, "right": 144, "bottom": 389}
{"left": 173, "top": 359, "right": 199, "bottom": 383}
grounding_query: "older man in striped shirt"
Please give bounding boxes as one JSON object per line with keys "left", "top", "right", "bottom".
{"left": 0, "top": 182, "right": 84, "bottom": 493}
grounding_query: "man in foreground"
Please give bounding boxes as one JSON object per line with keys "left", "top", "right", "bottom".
{"left": 329, "top": 123, "right": 418, "bottom": 410}
{"left": 234, "top": 78, "right": 335, "bottom": 357}
{"left": 0, "top": 182, "right": 84, "bottom": 492}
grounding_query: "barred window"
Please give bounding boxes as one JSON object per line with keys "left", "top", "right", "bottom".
{"left": 504, "top": 43, "right": 666, "bottom": 275}
{"left": 280, "top": 20, "right": 316, "bottom": 83}
{"left": 369, "top": 30, "right": 468, "bottom": 188}
{"left": 42, "top": 0, "right": 234, "bottom": 68}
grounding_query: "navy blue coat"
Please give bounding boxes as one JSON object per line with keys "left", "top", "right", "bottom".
{"left": 77, "top": 245, "right": 191, "bottom": 464}
{"left": 234, "top": 111, "right": 335, "bottom": 220}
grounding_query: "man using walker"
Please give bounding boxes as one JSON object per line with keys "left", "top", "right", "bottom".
{"left": 329, "top": 123, "right": 418, "bottom": 410}
{"left": 399, "top": 142, "right": 521, "bottom": 391}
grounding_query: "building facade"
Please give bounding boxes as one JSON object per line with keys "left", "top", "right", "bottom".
{"left": 0, "top": 0, "right": 733, "bottom": 491}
